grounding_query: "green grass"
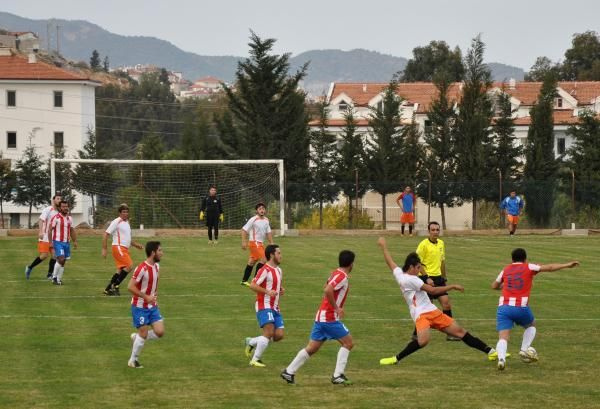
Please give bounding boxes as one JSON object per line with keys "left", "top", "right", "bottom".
{"left": 1, "top": 234, "right": 599, "bottom": 409}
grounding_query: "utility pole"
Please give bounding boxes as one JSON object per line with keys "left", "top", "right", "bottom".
{"left": 56, "top": 25, "right": 60, "bottom": 55}
{"left": 46, "top": 22, "right": 51, "bottom": 52}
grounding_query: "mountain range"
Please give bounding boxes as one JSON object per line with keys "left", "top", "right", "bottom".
{"left": 0, "top": 11, "right": 525, "bottom": 94}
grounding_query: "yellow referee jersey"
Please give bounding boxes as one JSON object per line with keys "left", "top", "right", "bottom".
{"left": 416, "top": 238, "right": 445, "bottom": 277}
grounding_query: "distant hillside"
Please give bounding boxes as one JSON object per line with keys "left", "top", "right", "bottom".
{"left": 0, "top": 11, "right": 525, "bottom": 92}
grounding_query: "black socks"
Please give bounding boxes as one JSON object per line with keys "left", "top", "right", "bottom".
{"left": 242, "top": 265, "right": 253, "bottom": 282}
{"left": 461, "top": 332, "right": 492, "bottom": 354}
{"left": 396, "top": 339, "right": 422, "bottom": 362}
{"left": 29, "top": 257, "right": 43, "bottom": 269}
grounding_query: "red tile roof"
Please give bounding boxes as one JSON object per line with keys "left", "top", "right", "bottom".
{"left": 512, "top": 110, "right": 594, "bottom": 126}
{"left": 195, "top": 76, "right": 221, "bottom": 83}
{"left": 0, "top": 54, "right": 93, "bottom": 81}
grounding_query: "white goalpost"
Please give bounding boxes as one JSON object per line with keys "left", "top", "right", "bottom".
{"left": 50, "top": 159, "right": 286, "bottom": 236}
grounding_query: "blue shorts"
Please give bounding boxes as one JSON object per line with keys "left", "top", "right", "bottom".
{"left": 310, "top": 321, "right": 350, "bottom": 341}
{"left": 131, "top": 305, "right": 163, "bottom": 328}
{"left": 496, "top": 305, "right": 535, "bottom": 331}
{"left": 53, "top": 241, "right": 71, "bottom": 259}
{"left": 256, "top": 309, "right": 284, "bottom": 329}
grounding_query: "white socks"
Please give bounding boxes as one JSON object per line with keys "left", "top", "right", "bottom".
{"left": 52, "top": 263, "right": 64, "bottom": 280}
{"left": 521, "top": 326, "right": 536, "bottom": 351}
{"left": 252, "top": 336, "right": 270, "bottom": 361}
{"left": 496, "top": 339, "right": 508, "bottom": 361}
{"left": 130, "top": 334, "right": 145, "bottom": 361}
{"left": 146, "top": 330, "right": 159, "bottom": 340}
{"left": 286, "top": 349, "right": 310, "bottom": 374}
{"left": 334, "top": 347, "right": 351, "bottom": 377}
{"left": 248, "top": 337, "right": 259, "bottom": 347}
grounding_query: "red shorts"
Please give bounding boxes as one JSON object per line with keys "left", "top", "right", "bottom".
{"left": 249, "top": 241, "right": 265, "bottom": 262}
{"left": 400, "top": 212, "right": 415, "bottom": 224}
{"left": 415, "top": 309, "right": 454, "bottom": 332}
{"left": 37, "top": 241, "right": 50, "bottom": 254}
{"left": 507, "top": 215, "right": 519, "bottom": 225}
{"left": 112, "top": 245, "right": 133, "bottom": 269}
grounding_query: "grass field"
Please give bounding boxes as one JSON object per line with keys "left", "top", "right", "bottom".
{"left": 1, "top": 233, "right": 599, "bottom": 409}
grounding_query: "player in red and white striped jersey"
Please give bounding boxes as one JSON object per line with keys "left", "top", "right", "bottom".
{"left": 101, "top": 204, "right": 143, "bottom": 296}
{"left": 281, "top": 250, "right": 355, "bottom": 386}
{"left": 25, "top": 194, "right": 61, "bottom": 279}
{"left": 126, "top": 241, "right": 164, "bottom": 369}
{"left": 244, "top": 244, "right": 284, "bottom": 367}
{"left": 491, "top": 248, "right": 579, "bottom": 370}
{"left": 48, "top": 200, "right": 77, "bottom": 285}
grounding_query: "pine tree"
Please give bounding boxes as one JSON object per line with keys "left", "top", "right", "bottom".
{"left": 90, "top": 50, "right": 101, "bottom": 71}
{"left": 103, "top": 56, "right": 110, "bottom": 72}
{"left": 400, "top": 114, "right": 424, "bottom": 186}
{"left": 0, "top": 154, "right": 16, "bottom": 228}
{"left": 51, "top": 146, "right": 76, "bottom": 209}
{"left": 419, "top": 74, "right": 461, "bottom": 229}
{"left": 402, "top": 40, "right": 464, "bottom": 82}
{"left": 14, "top": 135, "right": 50, "bottom": 228}
{"left": 309, "top": 102, "right": 339, "bottom": 229}
{"left": 523, "top": 74, "right": 559, "bottom": 226}
{"left": 336, "top": 107, "right": 367, "bottom": 228}
{"left": 365, "top": 79, "right": 405, "bottom": 229}
{"left": 453, "top": 35, "right": 494, "bottom": 229}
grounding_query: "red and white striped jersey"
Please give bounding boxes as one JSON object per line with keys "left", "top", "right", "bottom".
{"left": 105, "top": 217, "right": 131, "bottom": 248}
{"left": 242, "top": 216, "right": 271, "bottom": 243}
{"left": 253, "top": 264, "right": 282, "bottom": 312}
{"left": 496, "top": 262, "right": 541, "bottom": 307}
{"left": 50, "top": 213, "right": 72, "bottom": 243}
{"left": 131, "top": 261, "right": 160, "bottom": 309}
{"left": 39, "top": 206, "right": 58, "bottom": 242}
{"left": 315, "top": 269, "right": 349, "bottom": 322}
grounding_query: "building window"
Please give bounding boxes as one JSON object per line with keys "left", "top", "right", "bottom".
{"left": 7, "top": 90, "right": 16, "bottom": 107}
{"left": 556, "top": 97, "right": 563, "bottom": 108}
{"left": 424, "top": 120, "right": 433, "bottom": 134}
{"left": 54, "top": 132, "right": 64, "bottom": 150}
{"left": 557, "top": 138, "right": 566, "bottom": 155}
{"left": 338, "top": 102, "right": 348, "bottom": 111}
{"left": 54, "top": 91, "right": 63, "bottom": 108}
{"left": 7, "top": 131, "right": 17, "bottom": 149}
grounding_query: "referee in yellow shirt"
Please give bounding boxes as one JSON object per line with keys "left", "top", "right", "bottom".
{"left": 415, "top": 221, "right": 460, "bottom": 341}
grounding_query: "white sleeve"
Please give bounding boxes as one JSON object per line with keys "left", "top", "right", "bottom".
{"left": 392, "top": 267, "right": 404, "bottom": 284}
{"left": 266, "top": 220, "right": 272, "bottom": 233}
{"left": 242, "top": 217, "right": 254, "bottom": 232}
{"left": 496, "top": 270, "right": 504, "bottom": 283}
{"left": 528, "top": 263, "right": 541, "bottom": 272}
{"left": 39, "top": 207, "right": 49, "bottom": 221}
{"left": 105, "top": 219, "right": 118, "bottom": 235}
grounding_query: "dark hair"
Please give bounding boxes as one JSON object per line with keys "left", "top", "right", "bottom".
{"left": 52, "top": 193, "right": 62, "bottom": 199}
{"left": 118, "top": 203, "right": 129, "bottom": 213}
{"left": 338, "top": 250, "right": 355, "bottom": 267}
{"left": 209, "top": 185, "right": 217, "bottom": 190}
{"left": 265, "top": 244, "right": 279, "bottom": 261}
{"left": 428, "top": 221, "right": 440, "bottom": 231}
{"left": 403, "top": 252, "right": 421, "bottom": 271}
{"left": 511, "top": 248, "right": 527, "bottom": 263}
{"left": 255, "top": 202, "right": 266, "bottom": 210}
{"left": 145, "top": 241, "right": 161, "bottom": 257}
{"left": 59, "top": 200, "right": 69, "bottom": 207}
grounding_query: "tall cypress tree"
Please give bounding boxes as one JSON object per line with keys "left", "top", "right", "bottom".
{"left": 365, "top": 79, "right": 405, "bottom": 229}
{"left": 453, "top": 35, "right": 494, "bottom": 229}
{"left": 0, "top": 154, "right": 16, "bottom": 228}
{"left": 523, "top": 74, "right": 559, "bottom": 226}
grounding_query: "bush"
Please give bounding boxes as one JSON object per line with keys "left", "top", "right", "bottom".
{"left": 297, "top": 204, "right": 374, "bottom": 229}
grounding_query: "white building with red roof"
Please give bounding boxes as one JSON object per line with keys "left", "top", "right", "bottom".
{"left": 0, "top": 48, "right": 100, "bottom": 228}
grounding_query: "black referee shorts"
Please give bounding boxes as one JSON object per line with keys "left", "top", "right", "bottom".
{"left": 419, "top": 275, "right": 448, "bottom": 299}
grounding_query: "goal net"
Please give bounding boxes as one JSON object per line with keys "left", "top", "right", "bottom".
{"left": 51, "top": 159, "right": 285, "bottom": 234}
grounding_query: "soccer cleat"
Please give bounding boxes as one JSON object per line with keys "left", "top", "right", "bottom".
{"left": 446, "top": 335, "right": 462, "bottom": 341}
{"left": 249, "top": 359, "right": 266, "bottom": 368}
{"left": 128, "top": 359, "right": 143, "bottom": 369}
{"left": 46, "top": 273, "right": 53, "bottom": 280}
{"left": 52, "top": 278, "right": 62, "bottom": 286}
{"left": 240, "top": 281, "right": 250, "bottom": 287}
{"left": 213, "top": 240, "right": 218, "bottom": 245}
{"left": 244, "top": 337, "right": 254, "bottom": 358}
{"left": 280, "top": 369, "right": 295, "bottom": 385}
{"left": 487, "top": 350, "right": 511, "bottom": 361}
{"left": 497, "top": 359, "right": 506, "bottom": 371}
{"left": 113, "top": 285, "right": 120, "bottom": 296}
{"left": 331, "top": 374, "right": 353, "bottom": 386}
{"left": 130, "top": 333, "right": 137, "bottom": 342}
{"left": 379, "top": 356, "right": 398, "bottom": 365}
{"left": 25, "top": 266, "right": 32, "bottom": 279}
{"left": 208, "top": 240, "right": 213, "bottom": 245}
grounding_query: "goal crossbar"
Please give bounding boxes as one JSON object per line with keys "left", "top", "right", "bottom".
{"left": 50, "top": 158, "right": 286, "bottom": 236}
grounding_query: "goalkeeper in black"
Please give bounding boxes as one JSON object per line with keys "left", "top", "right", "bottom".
{"left": 200, "top": 186, "right": 224, "bottom": 244}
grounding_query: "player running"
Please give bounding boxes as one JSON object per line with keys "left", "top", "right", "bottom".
{"left": 491, "top": 248, "right": 579, "bottom": 370}
{"left": 396, "top": 186, "right": 416, "bottom": 237}
{"left": 127, "top": 241, "right": 165, "bottom": 369}
{"left": 25, "top": 193, "right": 61, "bottom": 280}
{"left": 500, "top": 190, "right": 524, "bottom": 236}
{"left": 199, "top": 185, "right": 224, "bottom": 245}
{"left": 48, "top": 200, "right": 78, "bottom": 285}
{"left": 377, "top": 237, "right": 499, "bottom": 365}
{"left": 244, "top": 244, "right": 284, "bottom": 367}
{"left": 102, "top": 204, "right": 143, "bottom": 296}
{"left": 240, "top": 202, "right": 273, "bottom": 286}
{"left": 281, "top": 250, "right": 355, "bottom": 386}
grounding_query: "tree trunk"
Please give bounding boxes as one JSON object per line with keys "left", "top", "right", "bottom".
{"left": 471, "top": 197, "right": 477, "bottom": 230}
{"left": 348, "top": 195, "right": 353, "bottom": 229}
{"left": 440, "top": 203, "right": 447, "bottom": 230}
{"left": 381, "top": 193, "right": 387, "bottom": 230}
{"left": 28, "top": 202, "right": 33, "bottom": 229}
{"left": 0, "top": 200, "right": 4, "bottom": 229}
{"left": 91, "top": 195, "right": 96, "bottom": 228}
{"left": 319, "top": 200, "right": 323, "bottom": 229}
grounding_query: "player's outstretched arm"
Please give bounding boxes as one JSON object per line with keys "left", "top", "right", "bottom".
{"left": 324, "top": 284, "right": 344, "bottom": 319}
{"left": 377, "top": 237, "right": 398, "bottom": 272}
{"left": 538, "top": 261, "right": 580, "bottom": 273}
{"left": 423, "top": 283, "right": 464, "bottom": 295}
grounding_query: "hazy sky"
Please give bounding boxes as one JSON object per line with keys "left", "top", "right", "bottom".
{"left": 2, "top": 0, "right": 599, "bottom": 69}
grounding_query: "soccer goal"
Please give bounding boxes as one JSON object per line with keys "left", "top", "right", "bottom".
{"left": 50, "top": 159, "right": 286, "bottom": 235}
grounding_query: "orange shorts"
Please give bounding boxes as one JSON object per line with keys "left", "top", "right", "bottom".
{"left": 400, "top": 212, "right": 415, "bottom": 224}
{"left": 249, "top": 241, "right": 265, "bottom": 262}
{"left": 37, "top": 241, "right": 50, "bottom": 254}
{"left": 415, "top": 309, "right": 454, "bottom": 332}
{"left": 507, "top": 215, "right": 519, "bottom": 225}
{"left": 112, "top": 245, "right": 133, "bottom": 269}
